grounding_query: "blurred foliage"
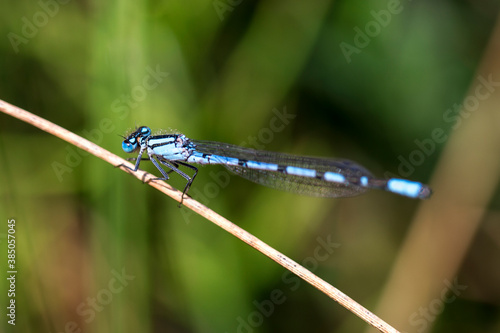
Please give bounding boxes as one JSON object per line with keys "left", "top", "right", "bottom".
{"left": 1, "top": 0, "right": 500, "bottom": 332}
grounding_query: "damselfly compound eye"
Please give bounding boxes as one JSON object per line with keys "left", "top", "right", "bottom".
{"left": 139, "top": 126, "right": 151, "bottom": 136}
{"left": 122, "top": 139, "right": 137, "bottom": 153}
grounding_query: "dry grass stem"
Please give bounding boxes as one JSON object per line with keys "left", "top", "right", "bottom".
{"left": 0, "top": 99, "right": 400, "bottom": 333}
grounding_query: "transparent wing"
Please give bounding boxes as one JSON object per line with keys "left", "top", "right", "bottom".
{"left": 191, "top": 140, "right": 373, "bottom": 197}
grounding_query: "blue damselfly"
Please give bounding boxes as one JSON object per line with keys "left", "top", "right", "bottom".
{"left": 122, "top": 126, "right": 432, "bottom": 203}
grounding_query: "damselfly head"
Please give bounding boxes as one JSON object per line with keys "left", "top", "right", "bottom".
{"left": 122, "top": 136, "right": 137, "bottom": 153}
{"left": 121, "top": 126, "right": 152, "bottom": 153}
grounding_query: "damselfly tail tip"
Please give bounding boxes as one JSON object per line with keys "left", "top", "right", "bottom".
{"left": 417, "top": 185, "right": 433, "bottom": 200}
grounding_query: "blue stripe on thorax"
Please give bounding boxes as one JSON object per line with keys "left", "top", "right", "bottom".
{"left": 148, "top": 136, "right": 186, "bottom": 161}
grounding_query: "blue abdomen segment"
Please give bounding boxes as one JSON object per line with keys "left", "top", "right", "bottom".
{"left": 386, "top": 179, "right": 432, "bottom": 199}
{"left": 324, "top": 172, "right": 346, "bottom": 183}
{"left": 286, "top": 166, "right": 316, "bottom": 178}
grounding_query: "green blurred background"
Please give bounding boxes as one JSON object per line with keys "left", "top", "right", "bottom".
{"left": 1, "top": 0, "right": 500, "bottom": 332}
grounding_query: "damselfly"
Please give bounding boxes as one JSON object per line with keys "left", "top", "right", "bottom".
{"left": 122, "top": 126, "right": 432, "bottom": 203}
